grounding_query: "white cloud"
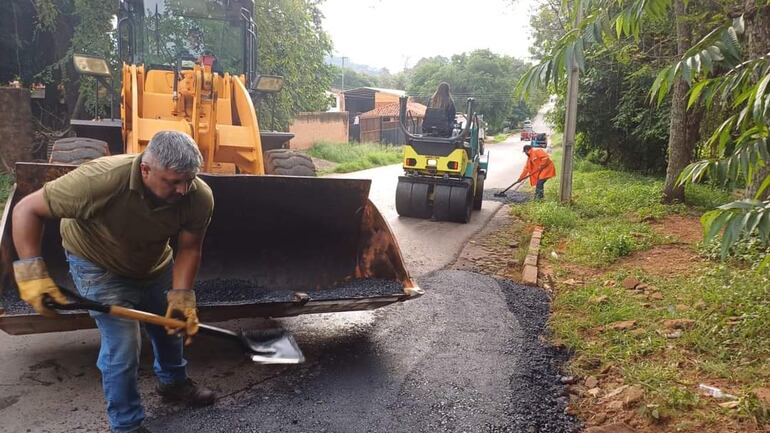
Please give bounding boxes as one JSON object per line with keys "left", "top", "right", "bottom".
{"left": 320, "top": 0, "right": 539, "bottom": 72}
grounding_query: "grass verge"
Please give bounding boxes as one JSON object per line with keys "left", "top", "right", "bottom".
{"left": 510, "top": 149, "right": 770, "bottom": 430}
{"left": 307, "top": 141, "right": 402, "bottom": 174}
{"left": 487, "top": 133, "right": 511, "bottom": 143}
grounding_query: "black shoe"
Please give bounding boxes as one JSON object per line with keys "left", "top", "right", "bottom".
{"left": 157, "top": 378, "right": 216, "bottom": 407}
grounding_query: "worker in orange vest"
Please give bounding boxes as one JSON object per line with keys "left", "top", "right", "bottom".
{"left": 518, "top": 144, "right": 556, "bottom": 200}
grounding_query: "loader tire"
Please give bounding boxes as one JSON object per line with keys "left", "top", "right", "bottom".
{"left": 49, "top": 137, "right": 110, "bottom": 165}
{"left": 264, "top": 149, "right": 316, "bottom": 177}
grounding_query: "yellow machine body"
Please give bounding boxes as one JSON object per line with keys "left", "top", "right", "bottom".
{"left": 121, "top": 63, "right": 265, "bottom": 174}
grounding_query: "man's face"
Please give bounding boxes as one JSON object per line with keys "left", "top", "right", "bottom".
{"left": 140, "top": 163, "right": 195, "bottom": 203}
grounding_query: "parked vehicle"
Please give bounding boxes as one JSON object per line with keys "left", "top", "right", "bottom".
{"left": 531, "top": 133, "right": 548, "bottom": 148}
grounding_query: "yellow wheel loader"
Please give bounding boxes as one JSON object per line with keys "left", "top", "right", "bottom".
{"left": 0, "top": 0, "right": 421, "bottom": 335}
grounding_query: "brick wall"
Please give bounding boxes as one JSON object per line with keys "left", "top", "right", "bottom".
{"left": 0, "top": 88, "right": 34, "bottom": 171}
{"left": 288, "top": 111, "right": 349, "bottom": 150}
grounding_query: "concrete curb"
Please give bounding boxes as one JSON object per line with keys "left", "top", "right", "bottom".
{"left": 522, "top": 226, "right": 543, "bottom": 286}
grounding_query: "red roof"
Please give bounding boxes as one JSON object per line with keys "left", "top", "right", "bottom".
{"left": 360, "top": 102, "right": 426, "bottom": 119}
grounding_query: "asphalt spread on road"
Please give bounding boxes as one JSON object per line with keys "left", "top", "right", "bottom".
{"left": 146, "top": 270, "right": 578, "bottom": 433}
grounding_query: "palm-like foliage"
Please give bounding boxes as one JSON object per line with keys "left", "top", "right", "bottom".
{"left": 519, "top": 0, "right": 770, "bottom": 266}
{"left": 649, "top": 13, "right": 769, "bottom": 265}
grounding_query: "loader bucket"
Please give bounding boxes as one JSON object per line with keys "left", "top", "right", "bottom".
{"left": 0, "top": 162, "right": 421, "bottom": 335}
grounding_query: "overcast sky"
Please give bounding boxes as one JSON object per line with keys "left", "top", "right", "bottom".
{"left": 320, "top": 0, "right": 541, "bottom": 72}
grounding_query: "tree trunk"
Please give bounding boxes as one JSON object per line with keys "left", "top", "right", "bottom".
{"left": 745, "top": 3, "right": 770, "bottom": 200}
{"left": 662, "top": 0, "right": 692, "bottom": 203}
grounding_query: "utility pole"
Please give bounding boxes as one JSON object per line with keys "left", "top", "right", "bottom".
{"left": 560, "top": 6, "right": 582, "bottom": 204}
{"left": 341, "top": 56, "right": 348, "bottom": 91}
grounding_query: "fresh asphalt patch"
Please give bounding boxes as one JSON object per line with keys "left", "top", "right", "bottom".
{"left": 484, "top": 189, "right": 532, "bottom": 204}
{"left": 146, "top": 270, "right": 577, "bottom": 433}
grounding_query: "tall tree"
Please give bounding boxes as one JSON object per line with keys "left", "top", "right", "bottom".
{"left": 744, "top": 2, "right": 770, "bottom": 200}
{"left": 662, "top": 0, "right": 693, "bottom": 202}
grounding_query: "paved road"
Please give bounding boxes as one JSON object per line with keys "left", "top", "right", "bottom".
{"left": 0, "top": 131, "right": 543, "bottom": 433}
{"left": 330, "top": 136, "right": 527, "bottom": 276}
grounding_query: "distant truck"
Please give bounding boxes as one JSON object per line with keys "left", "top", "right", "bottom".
{"left": 520, "top": 119, "right": 535, "bottom": 141}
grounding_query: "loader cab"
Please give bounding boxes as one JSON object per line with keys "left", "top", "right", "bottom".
{"left": 117, "top": 0, "right": 259, "bottom": 86}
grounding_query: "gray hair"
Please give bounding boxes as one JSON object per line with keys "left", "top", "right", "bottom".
{"left": 142, "top": 131, "right": 203, "bottom": 174}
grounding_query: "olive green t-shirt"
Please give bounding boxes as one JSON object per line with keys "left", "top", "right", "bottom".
{"left": 43, "top": 153, "right": 214, "bottom": 279}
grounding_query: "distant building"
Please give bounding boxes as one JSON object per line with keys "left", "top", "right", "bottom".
{"left": 359, "top": 101, "right": 426, "bottom": 145}
{"left": 325, "top": 89, "right": 345, "bottom": 112}
{"left": 342, "top": 87, "right": 406, "bottom": 141}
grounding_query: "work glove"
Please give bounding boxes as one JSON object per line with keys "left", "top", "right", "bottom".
{"left": 13, "top": 257, "right": 68, "bottom": 317}
{"left": 165, "top": 289, "right": 199, "bottom": 346}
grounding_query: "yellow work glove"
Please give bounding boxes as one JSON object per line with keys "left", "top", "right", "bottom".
{"left": 165, "top": 289, "right": 199, "bottom": 346}
{"left": 13, "top": 257, "right": 68, "bottom": 317}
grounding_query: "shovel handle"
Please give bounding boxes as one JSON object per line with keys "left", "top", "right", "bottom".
{"left": 109, "top": 305, "right": 186, "bottom": 329}
{"left": 43, "top": 288, "right": 186, "bottom": 330}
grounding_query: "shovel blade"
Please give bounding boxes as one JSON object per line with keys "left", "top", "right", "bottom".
{"left": 243, "top": 330, "right": 305, "bottom": 365}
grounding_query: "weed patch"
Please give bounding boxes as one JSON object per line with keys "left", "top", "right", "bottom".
{"left": 308, "top": 141, "right": 402, "bottom": 173}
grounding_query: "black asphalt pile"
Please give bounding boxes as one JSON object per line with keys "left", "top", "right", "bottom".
{"left": 0, "top": 287, "right": 34, "bottom": 314}
{"left": 0, "top": 278, "right": 403, "bottom": 315}
{"left": 496, "top": 278, "right": 579, "bottom": 433}
{"left": 194, "top": 278, "right": 404, "bottom": 305}
{"left": 484, "top": 188, "right": 531, "bottom": 204}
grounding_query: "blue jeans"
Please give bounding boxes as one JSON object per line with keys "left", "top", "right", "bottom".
{"left": 535, "top": 179, "right": 547, "bottom": 200}
{"left": 66, "top": 252, "right": 187, "bottom": 433}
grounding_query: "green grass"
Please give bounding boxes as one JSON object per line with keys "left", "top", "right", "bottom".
{"left": 510, "top": 148, "right": 770, "bottom": 426}
{"left": 511, "top": 150, "right": 733, "bottom": 266}
{"left": 487, "top": 133, "right": 510, "bottom": 143}
{"left": 0, "top": 173, "right": 13, "bottom": 203}
{"left": 307, "top": 141, "right": 403, "bottom": 174}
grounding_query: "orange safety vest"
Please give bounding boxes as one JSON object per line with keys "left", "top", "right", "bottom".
{"left": 519, "top": 148, "right": 556, "bottom": 186}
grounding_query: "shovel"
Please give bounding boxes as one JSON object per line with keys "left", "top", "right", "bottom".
{"left": 43, "top": 288, "right": 305, "bottom": 365}
{"left": 494, "top": 174, "right": 532, "bottom": 197}
{"left": 494, "top": 164, "right": 549, "bottom": 197}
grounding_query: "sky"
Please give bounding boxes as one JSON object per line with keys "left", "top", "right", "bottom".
{"left": 319, "top": 0, "right": 541, "bottom": 73}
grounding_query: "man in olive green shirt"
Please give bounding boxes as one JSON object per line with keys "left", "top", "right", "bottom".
{"left": 12, "top": 131, "right": 215, "bottom": 433}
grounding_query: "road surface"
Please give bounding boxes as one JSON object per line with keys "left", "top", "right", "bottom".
{"left": 0, "top": 115, "right": 570, "bottom": 432}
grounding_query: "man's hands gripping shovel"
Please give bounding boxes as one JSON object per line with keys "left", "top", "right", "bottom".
{"left": 13, "top": 257, "right": 69, "bottom": 318}
{"left": 165, "top": 289, "right": 199, "bottom": 346}
{"left": 12, "top": 259, "right": 305, "bottom": 364}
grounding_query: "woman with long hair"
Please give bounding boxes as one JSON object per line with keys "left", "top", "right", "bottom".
{"left": 429, "top": 82, "right": 456, "bottom": 126}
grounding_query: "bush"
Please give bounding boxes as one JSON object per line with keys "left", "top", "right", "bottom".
{"left": 515, "top": 201, "right": 578, "bottom": 233}
{"left": 567, "top": 221, "right": 657, "bottom": 266}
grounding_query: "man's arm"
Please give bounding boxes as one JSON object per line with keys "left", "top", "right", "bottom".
{"left": 12, "top": 189, "right": 54, "bottom": 259}
{"left": 166, "top": 228, "right": 207, "bottom": 344}
{"left": 172, "top": 229, "right": 206, "bottom": 290}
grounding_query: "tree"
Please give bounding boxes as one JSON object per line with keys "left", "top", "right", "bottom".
{"left": 405, "top": 50, "right": 534, "bottom": 132}
{"left": 519, "top": 0, "right": 770, "bottom": 263}
{"left": 329, "top": 66, "right": 377, "bottom": 90}
{"left": 1, "top": 0, "right": 333, "bottom": 130}
{"left": 251, "top": 0, "right": 333, "bottom": 129}
{"left": 662, "top": 0, "right": 694, "bottom": 202}
{"left": 528, "top": 1, "right": 671, "bottom": 172}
